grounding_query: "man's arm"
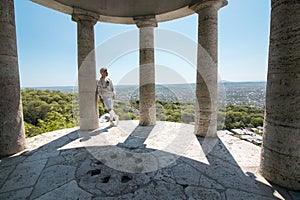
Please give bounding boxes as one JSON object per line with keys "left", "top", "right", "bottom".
{"left": 97, "top": 80, "right": 104, "bottom": 103}
{"left": 111, "top": 79, "right": 116, "bottom": 100}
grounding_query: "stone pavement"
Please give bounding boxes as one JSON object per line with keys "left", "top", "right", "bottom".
{"left": 0, "top": 121, "right": 299, "bottom": 200}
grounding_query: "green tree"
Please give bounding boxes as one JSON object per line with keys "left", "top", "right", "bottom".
{"left": 21, "top": 89, "right": 265, "bottom": 137}
{"left": 22, "top": 89, "right": 77, "bottom": 137}
{"left": 251, "top": 117, "right": 264, "bottom": 128}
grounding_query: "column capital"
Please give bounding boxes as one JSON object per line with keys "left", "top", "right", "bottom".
{"left": 134, "top": 15, "right": 157, "bottom": 28}
{"left": 190, "top": 0, "right": 228, "bottom": 13}
{"left": 72, "top": 7, "right": 99, "bottom": 25}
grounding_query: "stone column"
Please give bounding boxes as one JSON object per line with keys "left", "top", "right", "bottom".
{"left": 260, "top": 0, "right": 300, "bottom": 190}
{"left": 135, "top": 16, "right": 157, "bottom": 126}
{"left": 0, "top": 0, "right": 26, "bottom": 157}
{"left": 190, "top": 0, "right": 227, "bottom": 137}
{"left": 72, "top": 8, "right": 99, "bottom": 130}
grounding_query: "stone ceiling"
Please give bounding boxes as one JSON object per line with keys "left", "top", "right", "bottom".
{"left": 31, "top": 0, "right": 202, "bottom": 24}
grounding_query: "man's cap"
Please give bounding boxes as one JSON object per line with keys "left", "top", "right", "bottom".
{"left": 100, "top": 67, "right": 107, "bottom": 74}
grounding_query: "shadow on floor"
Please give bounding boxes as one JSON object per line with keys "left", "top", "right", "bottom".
{"left": 0, "top": 125, "right": 298, "bottom": 199}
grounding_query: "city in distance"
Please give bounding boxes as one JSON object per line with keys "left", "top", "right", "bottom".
{"left": 26, "top": 81, "right": 266, "bottom": 108}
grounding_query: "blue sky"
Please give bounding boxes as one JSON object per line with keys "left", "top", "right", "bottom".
{"left": 15, "top": 0, "right": 270, "bottom": 87}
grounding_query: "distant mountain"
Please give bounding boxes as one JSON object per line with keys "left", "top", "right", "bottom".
{"left": 219, "top": 80, "right": 231, "bottom": 83}
{"left": 22, "top": 86, "right": 77, "bottom": 93}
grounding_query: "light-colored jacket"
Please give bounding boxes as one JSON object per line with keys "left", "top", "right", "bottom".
{"left": 97, "top": 77, "right": 115, "bottom": 98}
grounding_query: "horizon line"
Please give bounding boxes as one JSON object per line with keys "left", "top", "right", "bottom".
{"left": 21, "top": 81, "right": 267, "bottom": 88}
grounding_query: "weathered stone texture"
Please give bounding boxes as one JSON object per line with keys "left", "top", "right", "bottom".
{"left": 0, "top": 159, "right": 47, "bottom": 193}
{"left": 36, "top": 180, "right": 92, "bottom": 200}
{"left": 260, "top": 0, "right": 300, "bottom": 190}
{"left": 191, "top": 0, "right": 227, "bottom": 137}
{"left": 226, "top": 188, "right": 275, "bottom": 200}
{"left": 185, "top": 186, "right": 221, "bottom": 200}
{"left": 136, "top": 19, "right": 157, "bottom": 126}
{"left": 0, "top": 187, "right": 33, "bottom": 200}
{"left": 31, "top": 165, "right": 76, "bottom": 198}
{"left": 72, "top": 10, "right": 99, "bottom": 130}
{"left": 0, "top": 0, "right": 25, "bottom": 157}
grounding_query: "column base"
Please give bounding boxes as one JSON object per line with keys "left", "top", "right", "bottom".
{"left": 260, "top": 146, "right": 300, "bottom": 191}
{"left": 139, "top": 124, "right": 156, "bottom": 126}
{"left": 194, "top": 117, "right": 217, "bottom": 137}
{"left": 80, "top": 118, "right": 99, "bottom": 131}
{"left": 139, "top": 120, "right": 156, "bottom": 126}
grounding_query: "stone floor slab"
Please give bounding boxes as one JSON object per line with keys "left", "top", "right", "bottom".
{"left": 185, "top": 186, "right": 221, "bottom": 200}
{"left": 0, "top": 121, "right": 298, "bottom": 199}
{"left": 35, "top": 180, "right": 92, "bottom": 200}
{"left": 0, "top": 165, "right": 15, "bottom": 189}
{"left": 31, "top": 165, "right": 77, "bottom": 199}
{"left": 126, "top": 181, "right": 187, "bottom": 200}
{"left": 289, "top": 191, "right": 300, "bottom": 200}
{"left": 198, "top": 175, "right": 225, "bottom": 190}
{"left": 225, "top": 188, "right": 279, "bottom": 200}
{"left": 0, "top": 154, "right": 27, "bottom": 168}
{"left": 0, "top": 159, "right": 47, "bottom": 193}
{"left": 0, "top": 187, "right": 33, "bottom": 200}
{"left": 172, "top": 163, "right": 201, "bottom": 186}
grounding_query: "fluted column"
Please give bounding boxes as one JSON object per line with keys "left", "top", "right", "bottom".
{"left": 72, "top": 8, "right": 99, "bottom": 130}
{"left": 260, "top": 0, "right": 300, "bottom": 190}
{"left": 135, "top": 16, "right": 157, "bottom": 126}
{"left": 191, "top": 0, "right": 227, "bottom": 137}
{"left": 0, "top": 0, "right": 26, "bottom": 157}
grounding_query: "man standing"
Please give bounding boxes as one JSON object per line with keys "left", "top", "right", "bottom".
{"left": 97, "top": 67, "right": 119, "bottom": 126}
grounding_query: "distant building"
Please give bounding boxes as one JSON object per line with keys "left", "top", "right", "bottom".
{"left": 257, "top": 126, "right": 264, "bottom": 134}
{"left": 230, "top": 128, "right": 262, "bottom": 146}
{"left": 217, "top": 130, "right": 234, "bottom": 135}
{"left": 230, "top": 129, "right": 244, "bottom": 135}
{"left": 251, "top": 128, "right": 258, "bottom": 132}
